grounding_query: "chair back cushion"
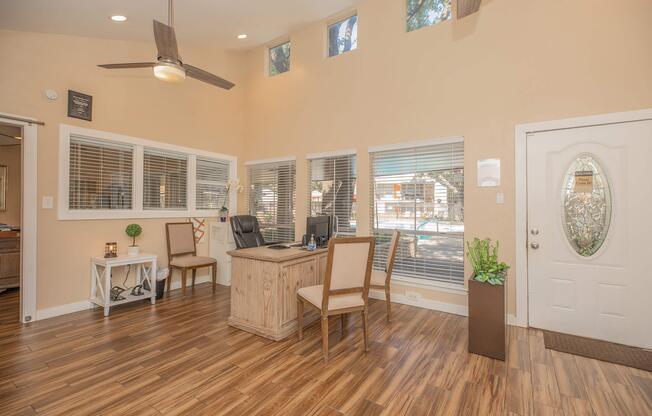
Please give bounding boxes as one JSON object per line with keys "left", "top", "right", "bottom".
{"left": 322, "top": 237, "right": 375, "bottom": 312}
{"left": 230, "top": 215, "right": 266, "bottom": 249}
{"left": 166, "top": 223, "right": 196, "bottom": 257}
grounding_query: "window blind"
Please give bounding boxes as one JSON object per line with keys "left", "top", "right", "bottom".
{"left": 196, "top": 157, "right": 230, "bottom": 210}
{"left": 68, "top": 136, "right": 133, "bottom": 210}
{"left": 143, "top": 148, "right": 188, "bottom": 210}
{"left": 308, "top": 154, "right": 357, "bottom": 235}
{"left": 247, "top": 160, "right": 296, "bottom": 243}
{"left": 370, "top": 141, "right": 464, "bottom": 284}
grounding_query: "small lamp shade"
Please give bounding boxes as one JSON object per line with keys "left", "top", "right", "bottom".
{"left": 105, "top": 242, "right": 118, "bottom": 258}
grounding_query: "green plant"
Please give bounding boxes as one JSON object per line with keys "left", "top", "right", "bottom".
{"left": 125, "top": 224, "right": 143, "bottom": 247}
{"left": 466, "top": 238, "right": 509, "bottom": 285}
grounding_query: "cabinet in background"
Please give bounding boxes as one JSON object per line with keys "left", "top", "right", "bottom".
{"left": 0, "top": 233, "right": 20, "bottom": 290}
{"left": 209, "top": 221, "right": 236, "bottom": 286}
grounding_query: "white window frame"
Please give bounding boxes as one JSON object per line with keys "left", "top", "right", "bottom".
{"left": 58, "top": 124, "right": 237, "bottom": 220}
{"left": 369, "top": 136, "right": 466, "bottom": 289}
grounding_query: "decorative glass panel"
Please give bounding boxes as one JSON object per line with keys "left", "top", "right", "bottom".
{"left": 328, "top": 15, "right": 358, "bottom": 57}
{"left": 269, "top": 42, "right": 290, "bottom": 76}
{"left": 561, "top": 154, "right": 612, "bottom": 257}
{"left": 406, "top": 0, "right": 452, "bottom": 32}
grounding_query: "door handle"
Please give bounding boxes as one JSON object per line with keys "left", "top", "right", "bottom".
{"left": 530, "top": 242, "right": 540, "bottom": 249}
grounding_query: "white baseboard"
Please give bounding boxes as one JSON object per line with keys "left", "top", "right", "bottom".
{"left": 369, "top": 289, "right": 468, "bottom": 316}
{"left": 36, "top": 300, "right": 92, "bottom": 321}
{"left": 369, "top": 290, "right": 522, "bottom": 327}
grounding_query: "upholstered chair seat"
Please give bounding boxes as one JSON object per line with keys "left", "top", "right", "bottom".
{"left": 296, "top": 285, "right": 365, "bottom": 310}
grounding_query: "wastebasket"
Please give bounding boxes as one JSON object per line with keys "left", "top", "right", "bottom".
{"left": 156, "top": 268, "right": 169, "bottom": 300}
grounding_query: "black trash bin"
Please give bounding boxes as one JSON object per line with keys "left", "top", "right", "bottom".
{"left": 156, "top": 279, "right": 166, "bottom": 300}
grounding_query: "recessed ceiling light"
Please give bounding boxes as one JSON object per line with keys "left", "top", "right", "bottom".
{"left": 111, "top": 15, "right": 127, "bottom": 22}
{"left": 237, "top": 34, "right": 248, "bottom": 39}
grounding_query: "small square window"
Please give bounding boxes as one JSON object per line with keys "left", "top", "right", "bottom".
{"left": 406, "top": 0, "right": 452, "bottom": 32}
{"left": 269, "top": 41, "right": 290, "bottom": 76}
{"left": 328, "top": 15, "right": 358, "bottom": 57}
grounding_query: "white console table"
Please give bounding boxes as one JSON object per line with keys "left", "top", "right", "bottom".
{"left": 90, "top": 253, "right": 157, "bottom": 316}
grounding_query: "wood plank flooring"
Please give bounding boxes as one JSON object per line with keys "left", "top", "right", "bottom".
{"left": 0, "top": 284, "right": 650, "bottom": 415}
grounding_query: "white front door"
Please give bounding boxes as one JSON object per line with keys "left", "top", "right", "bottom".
{"left": 527, "top": 120, "right": 652, "bottom": 349}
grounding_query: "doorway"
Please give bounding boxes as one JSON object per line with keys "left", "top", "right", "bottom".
{"left": 515, "top": 110, "right": 652, "bottom": 349}
{"left": 0, "top": 123, "right": 21, "bottom": 322}
{"left": 0, "top": 114, "right": 38, "bottom": 323}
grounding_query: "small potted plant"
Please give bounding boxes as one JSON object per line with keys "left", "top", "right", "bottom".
{"left": 466, "top": 238, "right": 509, "bottom": 360}
{"left": 219, "top": 206, "right": 229, "bottom": 222}
{"left": 126, "top": 223, "right": 143, "bottom": 256}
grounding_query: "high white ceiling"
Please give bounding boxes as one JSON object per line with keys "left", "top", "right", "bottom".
{"left": 0, "top": 0, "right": 361, "bottom": 50}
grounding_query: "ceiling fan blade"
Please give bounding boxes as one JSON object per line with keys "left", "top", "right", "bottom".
{"left": 98, "top": 63, "right": 156, "bottom": 69}
{"left": 153, "top": 20, "right": 179, "bottom": 61}
{"left": 183, "top": 64, "right": 235, "bottom": 90}
{"left": 457, "top": 0, "right": 481, "bottom": 19}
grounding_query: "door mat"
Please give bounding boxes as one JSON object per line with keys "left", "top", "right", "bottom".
{"left": 543, "top": 330, "right": 652, "bottom": 372}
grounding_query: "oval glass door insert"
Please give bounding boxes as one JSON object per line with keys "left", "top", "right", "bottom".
{"left": 561, "top": 154, "right": 612, "bottom": 257}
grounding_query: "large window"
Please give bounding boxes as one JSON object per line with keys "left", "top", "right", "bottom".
{"left": 328, "top": 15, "right": 358, "bottom": 57}
{"left": 59, "top": 125, "right": 236, "bottom": 220}
{"left": 247, "top": 159, "right": 296, "bottom": 243}
{"left": 269, "top": 41, "right": 291, "bottom": 76}
{"left": 370, "top": 140, "right": 464, "bottom": 285}
{"left": 143, "top": 149, "right": 188, "bottom": 210}
{"left": 68, "top": 136, "right": 133, "bottom": 210}
{"left": 308, "top": 153, "right": 357, "bottom": 235}
{"left": 196, "top": 157, "right": 229, "bottom": 210}
{"left": 406, "top": 0, "right": 452, "bottom": 32}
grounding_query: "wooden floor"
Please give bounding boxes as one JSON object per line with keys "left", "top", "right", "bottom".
{"left": 0, "top": 285, "right": 650, "bottom": 415}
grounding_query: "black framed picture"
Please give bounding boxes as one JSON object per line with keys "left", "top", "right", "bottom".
{"left": 67, "top": 90, "right": 93, "bottom": 121}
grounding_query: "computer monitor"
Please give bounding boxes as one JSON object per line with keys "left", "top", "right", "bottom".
{"left": 306, "top": 216, "right": 331, "bottom": 247}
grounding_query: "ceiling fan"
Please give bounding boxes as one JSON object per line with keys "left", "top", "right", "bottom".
{"left": 98, "top": 0, "right": 235, "bottom": 90}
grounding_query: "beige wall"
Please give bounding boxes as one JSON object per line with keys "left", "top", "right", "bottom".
{"left": 0, "top": 29, "right": 247, "bottom": 310}
{"left": 0, "top": 125, "right": 21, "bottom": 225}
{"left": 242, "top": 0, "right": 652, "bottom": 314}
{"left": 1, "top": 0, "right": 651, "bottom": 316}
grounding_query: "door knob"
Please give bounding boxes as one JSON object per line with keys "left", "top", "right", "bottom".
{"left": 530, "top": 242, "right": 540, "bottom": 249}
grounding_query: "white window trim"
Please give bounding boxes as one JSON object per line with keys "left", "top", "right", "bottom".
{"left": 245, "top": 156, "right": 296, "bottom": 166}
{"left": 58, "top": 124, "right": 237, "bottom": 220}
{"left": 368, "top": 136, "right": 463, "bottom": 153}
{"left": 306, "top": 148, "right": 356, "bottom": 160}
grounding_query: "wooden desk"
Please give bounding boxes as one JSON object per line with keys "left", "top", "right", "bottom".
{"left": 227, "top": 246, "right": 329, "bottom": 341}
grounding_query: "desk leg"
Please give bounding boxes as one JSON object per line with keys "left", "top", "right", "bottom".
{"left": 90, "top": 262, "right": 97, "bottom": 305}
{"left": 150, "top": 260, "right": 157, "bottom": 305}
{"left": 104, "top": 265, "right": 112, "bottom": 317}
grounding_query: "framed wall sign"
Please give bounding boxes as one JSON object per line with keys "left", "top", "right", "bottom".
{"left": 0, "top": 165, "right": 6, "bottom": 212}
{"left": 477, "top": 158, "right": 501, "bottom": 187}
{"left": 67, "top": 90, "right": 93, "bottom": 121}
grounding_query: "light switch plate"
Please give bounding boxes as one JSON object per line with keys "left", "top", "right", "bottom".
{"left": 496, "top": 193, "right": 505, "bottom": 204}
{"left": 42, "top": 196, "right": 54, "bottom": 209}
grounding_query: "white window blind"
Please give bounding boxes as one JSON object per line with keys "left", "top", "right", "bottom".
{"left": 196, "top": 157, "right": 230, "bottom": 210}
{"left": 370, "top": 141, "right": 464, "bottom": 284}
{"left": 68, "top": 136, "right": 133, "bottom": 210}
{"left": 308, "top": 154, "right": 357, "bottom": 235}
{"left": 143, "top": 148, "right": 188, "bottom": 210}
{"left": 247, "top": 160, "right": 296, "bottom": 243}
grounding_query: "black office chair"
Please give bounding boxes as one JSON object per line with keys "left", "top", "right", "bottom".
{"left": 230, "top": 215, "right": 266, "bottom": 249}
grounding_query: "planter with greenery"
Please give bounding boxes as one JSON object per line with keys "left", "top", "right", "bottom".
{"left": 466, "top": 238, "right": 509, "bottom": 360}
{"left": 126, "top": 224, "right": 143, "bottom": 256}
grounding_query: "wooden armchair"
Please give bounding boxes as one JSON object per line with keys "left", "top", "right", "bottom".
{"left": 165, "top": 222, "right": 217, "bottom": 295}
{"left": 369, "top": 230, "right": 400, "bottom": 322}
{"left": 297, "top": 237, "right": 375, "bottom": 362}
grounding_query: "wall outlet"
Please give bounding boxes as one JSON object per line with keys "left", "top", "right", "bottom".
{"left": 42, "top": 196, "right": 54, "bottom": 209}
{"left": 405, "top": 291, "right": 422, "bottom": 301}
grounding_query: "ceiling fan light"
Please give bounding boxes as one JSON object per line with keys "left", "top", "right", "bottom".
{"left": 153, "top": 63, "right": 186, "bottom": 82}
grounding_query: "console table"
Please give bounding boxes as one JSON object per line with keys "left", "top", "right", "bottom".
{"left": 227, "top": 246, "right": 329, "bottom": 340}
{"left": 90, "top": 253, "right": 157, "bottom": 316}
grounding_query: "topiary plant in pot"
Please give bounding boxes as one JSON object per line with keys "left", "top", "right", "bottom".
{"left": 126, "top": 224, "right": 143, "bottom": 256}
{"left": 466, "top": 238, "right": 510, "bottom": 360}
